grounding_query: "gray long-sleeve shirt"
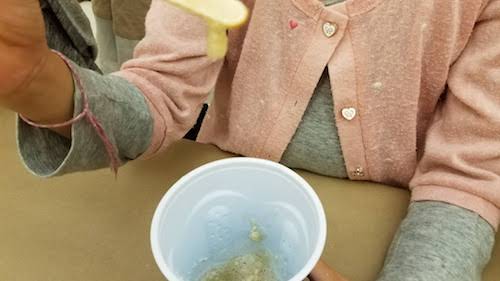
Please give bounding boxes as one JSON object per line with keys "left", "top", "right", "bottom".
{"left": 17, "top": 1, "right": 495, "bottom": 280}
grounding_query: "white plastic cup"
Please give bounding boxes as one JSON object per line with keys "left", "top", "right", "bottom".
{"left": 151, "top": 158, "right": 327, "bottom": 281}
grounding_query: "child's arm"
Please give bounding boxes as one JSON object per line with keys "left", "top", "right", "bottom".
{"left": 379, "top": 0, "right": 500, "bottom": 279}
{"left": 409, "top": 0, "right": 500, "bottom": 235}
{"left": 5, "top": 0, "right": 224, "bottom": 176}
{"left": 377, "top": 202, "right": 494, "bottom": 281}
{"left": 114, "top": 0, "right": 225, "bottom": 157}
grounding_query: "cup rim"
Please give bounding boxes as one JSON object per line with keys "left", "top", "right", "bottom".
{"left": 150, "top": 157, "right": 327, "bottom": 281}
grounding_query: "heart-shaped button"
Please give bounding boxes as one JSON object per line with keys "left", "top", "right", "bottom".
{"left": 323, "top": 22, "right": 338, "bottom": 38}
{"left": 342, "top": 107, "right": 357, "bottom": 121}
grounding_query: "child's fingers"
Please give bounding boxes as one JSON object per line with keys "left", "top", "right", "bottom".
{"left": 309, "top": 259, "right": 349, "bottom": 281}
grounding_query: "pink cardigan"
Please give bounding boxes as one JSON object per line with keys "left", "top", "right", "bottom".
{"left": 116, "top": 0, "right": 500, "bottom": 229}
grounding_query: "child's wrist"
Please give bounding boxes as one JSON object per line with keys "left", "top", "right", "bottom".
{"left": 8, "top": 50, "right": 75, "bottom": 127}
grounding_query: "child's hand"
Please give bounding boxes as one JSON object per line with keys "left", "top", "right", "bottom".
{"left": 0, "top": 0, "right": 50, "bottom": 99}
{"left": 0, "top": 0, "right": 74, "bottom": 132}
{"left": 309, "top": 259, "right": 349, "bottom": 281}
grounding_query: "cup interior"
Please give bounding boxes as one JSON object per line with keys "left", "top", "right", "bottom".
{"left": 151, "top": 158, "right": 326, "bottom": 281}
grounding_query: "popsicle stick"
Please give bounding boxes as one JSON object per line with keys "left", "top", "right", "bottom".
{"left": 164, "top": 0, "right": 249, "bottom": 58}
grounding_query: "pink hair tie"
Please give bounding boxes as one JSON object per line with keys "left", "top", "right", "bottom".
{"left": 19, "top": 50, "right": 120, "bottom": 175}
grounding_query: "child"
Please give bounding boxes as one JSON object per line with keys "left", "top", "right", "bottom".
{"left": 1, "top": 0, "right": 498, "bottom": 280}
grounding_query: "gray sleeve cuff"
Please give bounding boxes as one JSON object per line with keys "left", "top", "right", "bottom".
{"left": 377, "top": 201, "right": 495, "bottom": 281}
{"left": 17, "top": 61, "right": 153, "bottom": 177}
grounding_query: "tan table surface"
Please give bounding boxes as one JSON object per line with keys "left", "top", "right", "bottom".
{"left": 1, "top": 109, "right": 499, "bottom": 281}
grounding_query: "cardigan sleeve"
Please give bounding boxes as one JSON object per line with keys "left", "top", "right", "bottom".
{"left": 410, "top": 0, "right": 500, "bottom": 229}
